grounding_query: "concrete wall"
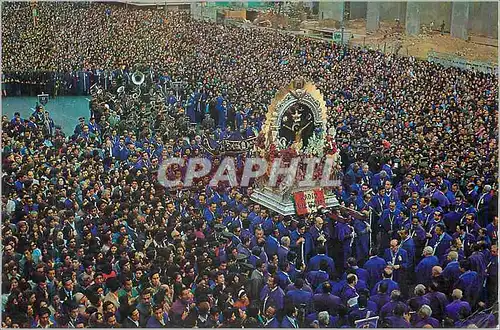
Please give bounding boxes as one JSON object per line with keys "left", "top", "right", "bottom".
{"left": 349, "top": 2, "right": 367, "bottom": 19}
{"left": 319, "top": 1, "right": 344, "bottom": 21}
{"left": 451, "top": 2, "right": 469, "bottom": 39}
{"left": 469, "top": 2, "right": 498, "bottom": 38}
{"left": 366, "top": 2, "right": 380, "bottom": 32}
{"left": 405, "top": 2, "right": 420, "bottom": 35}
{"left": 379, "top": 2, "right": 451, "bottom": 26}
{"left": 379, "top": 2, "right": 406, "bottom": 21}
{"left": 375, "top": 1, "right": 497, "bottom": 39}
{"left": 419, "top": 2, "right": 452, "bottom": 27}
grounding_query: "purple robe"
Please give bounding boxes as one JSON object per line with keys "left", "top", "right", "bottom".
{"left": 335, "top": 221, "right": 353, "bottom": 266}
{"left": 260, "top": 285, "right": 284, "bottom": 311}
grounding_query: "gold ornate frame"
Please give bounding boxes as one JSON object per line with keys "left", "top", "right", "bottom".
{"left": 262, "top": 78, "right": 328, "bottom": 149}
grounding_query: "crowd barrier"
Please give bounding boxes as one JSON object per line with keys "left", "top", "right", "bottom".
{"left": 2, "top": 68, "right": 139, "bottom": 97}
{"left": 427, "top": 50, "right": 498, "bottom": 75}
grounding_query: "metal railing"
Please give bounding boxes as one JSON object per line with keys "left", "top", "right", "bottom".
{"left": 427, "top": 50, "right": 498, "bottom": 75}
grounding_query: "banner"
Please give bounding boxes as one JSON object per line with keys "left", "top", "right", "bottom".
{"left": 294, "top": 189, "right": 326, "bottom": 215}
{"left": 201, "top": 136, "right": 257, "bottom": 156}
{"left": 354, "top": 316, "right": 379, "bottom": 328}
{"left": 38, "top": 93, "right": 49, "bottom": 106}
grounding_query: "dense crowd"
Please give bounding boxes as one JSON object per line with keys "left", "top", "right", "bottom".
{"left": 1, "top": 2, "right": 499, "bottom": 329}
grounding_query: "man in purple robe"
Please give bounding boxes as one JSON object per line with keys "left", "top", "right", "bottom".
{"left": 413, "top": 305, "right": 440, "bottom": 328}
{"left": 260, "top": 275, "right": 285, "bottom": 312}
{"left": 383, "top": 303, "right": 411, "bottom": 328}
{"left": 468, "top": 244, "right": 487, "bottom": 282}
{"left": 335, "top": 217, "right": 354, "bottom": 268}
{"left": 312, "top": 282, "right": 344, "bottom": 316}
{"left": 445, "top": 289, "right": 471, "bottom": 322}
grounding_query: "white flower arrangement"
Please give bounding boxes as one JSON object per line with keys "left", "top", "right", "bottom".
{"left": 304, "top": 131, "right": 326, "bottom": 157}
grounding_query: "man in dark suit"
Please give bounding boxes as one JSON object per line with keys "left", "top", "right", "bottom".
{"left": 122, "top": 306, "right": 141, "bottom": 328}
{"left": 58, "top": 277, "right": 77, "bottom": 303}
{"left": 428, "top": 224, "right": 452, "bottom": 259}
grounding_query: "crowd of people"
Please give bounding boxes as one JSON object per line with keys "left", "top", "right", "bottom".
{"left": 1, "top": 1, "right": 499, "bottom": 328}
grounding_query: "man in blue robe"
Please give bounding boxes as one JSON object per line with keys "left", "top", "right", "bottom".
{"left": 372, "top": 170, "right": 388, "bottom": 191}
{"left": 264, "top": 228, "right": 280, "bottom": 258}
{"left": 408, "top": 217, "right": 427, "bottom": 262}
{"left": 285, "top": 278, "right": 313, "bottom": 309}
{"left": 369, "top": 189, "right": 385, "bottom": 247}
{"left": 468, "top": 245, "right": 487, "bottom": 282}
{"left": 476, "top": 185, "right": 493, "bottom": 227}
{"left": 363, "top": 250, "right": 387, "bottom": 289}
{"left": 454, "top": 259, "right": 481, "bottom": 307}
{"left": 307, "top": 246, "right": 335, "bottom": 278}
{"left": 442, "top": 251, "right": 461, "bottom": 286}
{"left": 485, "top": 244, "right": 498, "bottom": 306}
{"left": 263, "top": 305, "right": 280, "bottom": 328}
{"left": 348, "top": 294, "right": 377, "bottom": 324}
{"left": 418, "top": 197, "right": 434, "bottom": 226}
{"left": 277, "top": 236, "right": 291, "bottom": 265}
{"left": 465, "top": 182, "right": 479, "bottom": 206}
{"left": 382, "top": 239, "right": 408, "bottom": 285}
{"left": 426, "top": 181, "right": 450, "bottom": 209}
{"left": 428, "top": 224, "right": 452, "bottom": 260}
{"left": 398, "top": 228, "right": 416, "bottom": 274}
{"left": 280, "top": 306, "right": 300, "bottom": 328}
{"left": 339, "top": 274, "right": 359, "bottom": 307}
{"left": 464, "top": 213, "right": 481, "bottom": 237}
{"left": 413, "top": 305, "right": 440, "bottom": 328}
{"left": 369, "top": 281, "right": 390, "bottom": 313}
{"left": 335, "top": 217, "right": 354, "bottom": 268}
{"left": 276, "top": 262, "right": 292, "bottom": 290}
{"left": 357, "top": 164, "right": 373, "bottom": 187}
{"left": 379, "top": 201, "right": 402, "bottom": 248}
{"left": 371, "top": 268, "right": 400, "bottom": 296}
{"left": 415, "top": 246, "right": 440, "bottom": 286}
{"left": 379, "top": 290, "right": 408, "bottom": 319}
{"left": 307, "top": 262, "right": 330, "bottom": 291}
{"left": 408, "top": 204, "right": 425, "bottom": 225}
{"left": 290, "top": 222, "right": 314, "bottom": 267}
{"left": 407, "top": 284, "right": 430, "bottom": 312}
{"left": 453, "top": 224, "right": 476, "bottom": 255}
{"left": 203, "top": 203, "right": 217, "bottom": 227}
{"left": 342, "top": 258, "right": 369, "bottom": 284}
{"left": 352, "top": 217, "right": 370, "bottom": 263}
{"left": 444, "top": 196, "right": 467, "bottom": 233}
{"left": 384, "top": 180, "right": 400, "bottom": 204}
{"left": 186, "top": 91, "right": 196, "bottom": 123}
